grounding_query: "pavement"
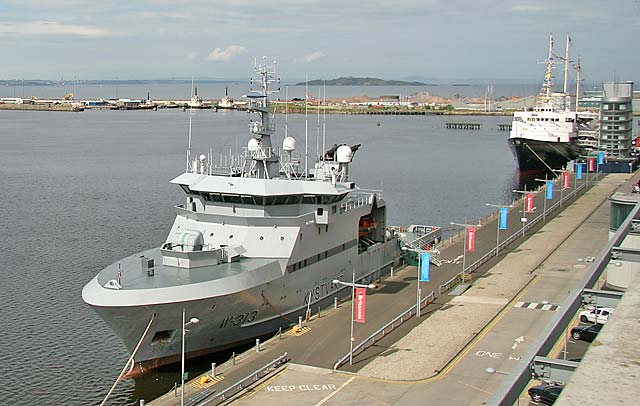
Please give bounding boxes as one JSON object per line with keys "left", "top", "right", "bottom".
{"left": 148, "top": 171, "right": 633, "bottom": 406}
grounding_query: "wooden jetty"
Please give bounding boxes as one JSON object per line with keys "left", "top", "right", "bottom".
{"left": 445, "top": 122, "right": 481, "bottom": 130}
{"left": 497, "top": 123, "right": 512, "bottom": 131}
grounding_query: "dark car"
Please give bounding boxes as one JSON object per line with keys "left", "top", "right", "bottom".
{"left": 570, "top": 323, "right": 602, "bottom": 342}
{"left": 528, "top": 383, "right": 564, "bottom": 404}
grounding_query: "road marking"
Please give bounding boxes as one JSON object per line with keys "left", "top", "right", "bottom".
{"left": 512, "top": 336, "right": 524, "bottom": 350}
{"left": 514, "top": 301, "right": 560, "bottom": 311}
{"left": 314, "top": 376, "right": 356, "bottom": 406}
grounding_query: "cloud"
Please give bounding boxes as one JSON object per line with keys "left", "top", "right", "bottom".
{"left": 0, "top": 21, "right": 111, "bottom": 37}
{"left": 295, "top": 51, "right": 325, "bottom": 63}
{"left": 206, "top": 45, "right": 246, "bottom": 62}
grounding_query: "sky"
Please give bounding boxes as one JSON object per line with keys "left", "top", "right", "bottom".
{"left": 0, "top": 0, "right": 638, "bottom": 83}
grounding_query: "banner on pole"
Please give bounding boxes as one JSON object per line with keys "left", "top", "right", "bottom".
{"left": 563, "top": 171, "right": 570, "bottom": 189}
{"left": 466, "top": 226, "right": 476, "bottom": 252}
{"left": 598, "top": 152, "right": 605, "bottom": 165}
{"left": 526, "top": 193, "right": 535, "bottom": 213}
{"left": 588, "top": 158, "right": 595, "bottom": 172}
{"left": 499, "top": 207, "right": 508, "bottom": 230}
{"left": 355, "top": 287, "right": 366, "bottom": 323}
{"left": 546, "top": 181, "right": 554, "bottom": 200}
{"left": 420, "top": 253, "right": 430, "bottom": 282}
{"left": 577, "top": 163, "right": 583, "bottom": 180}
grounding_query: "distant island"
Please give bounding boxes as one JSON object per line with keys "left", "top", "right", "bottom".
{"left": 295, "top": 76, "right": 429, "bottom": 86}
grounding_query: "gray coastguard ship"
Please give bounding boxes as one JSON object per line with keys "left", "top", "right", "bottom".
{"left": 82, "top": 59, "right": 401, "bottom": 374}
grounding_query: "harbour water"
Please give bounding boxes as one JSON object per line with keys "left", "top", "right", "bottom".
{"left": 0, "top": 108, "right": 522, "bottom": 405}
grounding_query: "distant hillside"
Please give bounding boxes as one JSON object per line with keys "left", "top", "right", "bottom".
{"left": 296, "top": 76, "right": 428, "bottom": 86}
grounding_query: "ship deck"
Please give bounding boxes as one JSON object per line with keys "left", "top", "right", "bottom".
{"left": 97, "top": 248, "right": 279, "bottom": 290}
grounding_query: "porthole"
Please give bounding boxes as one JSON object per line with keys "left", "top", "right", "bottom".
{"left": 280, "top": 236, "right": 285, "bottom": 241}
{"left": 260, "top": 236, "right": 264, "bottom": 240}
{"left": 229, "top": 235, "right": 234, "bottom": 239}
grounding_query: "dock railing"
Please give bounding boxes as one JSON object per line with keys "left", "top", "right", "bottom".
{"left": 334, "top": 290, "right": 435, "bottom": 370}
{"left": 438, "top": 172, "right": 603, "bottom": 295}
{"left": 188, "top": 352, "right": 289, "bottom": 406}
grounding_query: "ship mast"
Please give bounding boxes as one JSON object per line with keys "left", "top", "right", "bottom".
{"left": 540, "top": 33, "right": 554, "bottom": 103}
{"left": 246, "top": 57, "right": 280, "bottom": 179}
{"left": 563, "top": 32, "right": 570, "bottom": 96}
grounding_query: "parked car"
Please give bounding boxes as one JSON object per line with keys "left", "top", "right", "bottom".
{"left": 578, "top": 307, "right": 613, "bottom": 324}
{"left": 528, "top": 383, "right": 564, "bottom": 404}
{"left": 571, "top": 323, "right": 603, "bottom": 342}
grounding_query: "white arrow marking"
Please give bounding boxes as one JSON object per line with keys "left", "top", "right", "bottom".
{"left": 512, "top": 336, "right": 524, "bottom": 350}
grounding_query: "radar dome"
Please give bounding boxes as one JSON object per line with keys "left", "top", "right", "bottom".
{"left": 247, "top": 138, "right": 260, "bottom": 152}
{"left": 336, "top": 145, "right": 353, "bottom": 163}
{"left": 199, "top": 154, "right": 206, "bottom": 161}
{"left": 283, "top": 137, "right": 296, "bottom": 152}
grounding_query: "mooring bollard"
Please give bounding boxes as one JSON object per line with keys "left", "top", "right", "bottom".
{"left": 173, "top": 382, "right": 177, "bottom": 397}
{"left": 278, "top": 327, "right": 282, "bottom": 339}
{"left": 334, "top": 297, "right": 338, "bottom": 308}
{"left": 211, "top": 362, "right": 216, "bottom": 378}
{"left": 317, "top": 306, "right": 321, "bottom": 318}
{"left": 140, "top": 400, "right": 145, "bottom": 406}
{"left": 298, "top": 316, "right": 302, "bottom": 329}
{"left": 390, "top": 266, "right": 394, "bottom": 277}
{"left": 256, "top": 338, "right": 260, "bottom": 352}
{"left": 232, "top": 351, "right": 236, "bottom": 365}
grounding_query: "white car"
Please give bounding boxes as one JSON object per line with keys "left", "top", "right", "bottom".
{"left": 579, "top": 307, "right": 613, "bottom": 324}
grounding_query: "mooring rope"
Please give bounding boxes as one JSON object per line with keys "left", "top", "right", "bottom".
{"left": 100, "top": 313, "right": 158, "bottom": 406}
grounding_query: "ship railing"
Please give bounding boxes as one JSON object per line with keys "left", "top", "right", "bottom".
{"left": 186, "top": 352, "right": 289, "bottom": 406}
{"left": 340, "top": 190, "right": 381, "bottom": 213}
{"left": 438, "top": 172, "right": 602, "bottom": 295}
{"left": 334, "top": 291, "right": 435, "bottom": 370}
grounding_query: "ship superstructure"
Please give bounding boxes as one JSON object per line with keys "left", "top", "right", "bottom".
{"left": 82, "top": 59, "right": 399, "bottom": 373}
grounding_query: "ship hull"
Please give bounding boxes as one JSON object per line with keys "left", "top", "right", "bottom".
{"left": 508, "top": 137, "right": 581, "bottom": 175}
{"left": 88, "top": 239, "right": 400, "bottom": 375}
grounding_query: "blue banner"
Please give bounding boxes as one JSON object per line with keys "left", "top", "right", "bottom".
{"left": 577, "top": 163, "right": 583, "bottom": 179}
{"left": 499, "top": 207, "right": 508, "bottom": 230}
{"left": 598, "top": 152, "right": 605, "bottom": 165}
{"left": 546, "top": 181, "right": 554, "bottom": 200}
{"left": 420, "top": 253, "right": 430, "bottom": 282}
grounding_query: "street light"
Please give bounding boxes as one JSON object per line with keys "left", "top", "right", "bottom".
{"left": 333, "top": 274, "right": 376, "bottom": 365}
{"left": 450, "top": 220, "right": 480, "bottom": 279}
{"left": 512, "top": 187, "right": 532, "bottom": 238}
{"left": 401, "top": 246, "right": 434, "bottom": 318}
{"left": 181, "top": 309, "right": 200, "bottom": 406}
{"left": 534, "top": 175, "right": 550, "bottom": 221}
{"left": 485, "top": 203, "right": 513, "bottom": 256}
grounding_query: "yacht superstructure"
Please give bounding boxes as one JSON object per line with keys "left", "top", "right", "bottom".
{"left": 509, "top": 33, "right": 588, "bottom": 174}
{"left": 82, "top": 59, "right": 400, "bottom": 373}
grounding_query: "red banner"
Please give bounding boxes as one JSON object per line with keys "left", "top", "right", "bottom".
{"left": 563, "top": 171, "right": 570, "bottom": 189}
{"left": 466, "top": 226, "right": 476, "bottom": 252}
{"left": 355, "top": 287, "right": 366, "bottom": 323}
{"left": 526, "top": 193, "right": 535, "bottom": 213}
{"left": 588, "top": 158, "right": 595, "bottom": 172}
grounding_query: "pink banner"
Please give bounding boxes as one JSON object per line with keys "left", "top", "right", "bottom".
{"left": 466, "top": 226, "right": 476, "bottom": 252}
{"left": 355, "top": 287, "right": 366, "bottom": 323}
{"left": 526, "top": 193, "right": 535, "bottom": 213}
{"left": 588, "top": 158, "right": 595, "bottom": 172}
{"left": 563, "top": 171, "right": 570, "bottom": 189}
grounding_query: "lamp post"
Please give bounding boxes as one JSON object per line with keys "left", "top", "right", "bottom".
{"left": 401, "top": 246, "right": 434, "bottom": 318}
{"left": 485, "top": 203, "right": 513, "bottom": 256}
{"left": 512, "top": 186, "right": 531, "bottom": 237}
{"left": 550, "top": 169, "right": 566, "bottom": 207}
{"left": 450, "top": 221, "right": 479, "bottom": 279}
{"left": 534, "top": 175, "right": 550, "bottom": 221}
{"left": 333, "top": 274, "right": 376, "bottom": 365}
{"left": 181, "top": 309, "right": 200, "bottom": 406}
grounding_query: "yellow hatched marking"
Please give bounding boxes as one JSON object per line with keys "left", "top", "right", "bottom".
{"left": 191, "top": 374, "right": 225, "bottom": 389}
{"left": 286, "top": 326, "right": 311, "bottom": 337}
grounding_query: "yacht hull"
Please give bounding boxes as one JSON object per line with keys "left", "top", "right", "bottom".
{"left": 509, "top": 137, "right": 581, "bottom": 175}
